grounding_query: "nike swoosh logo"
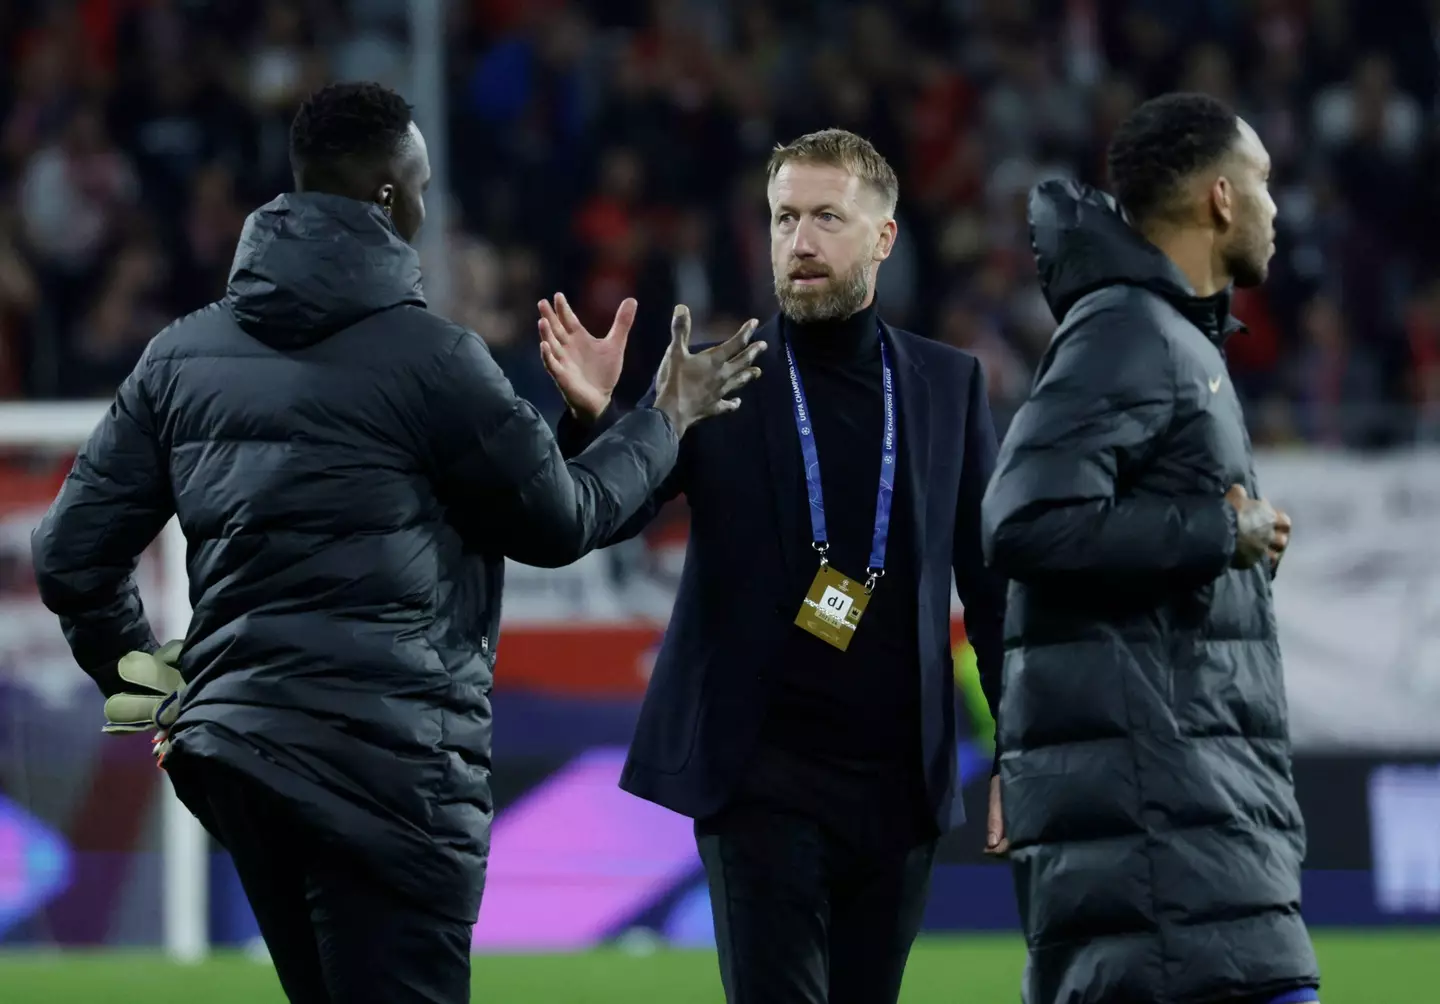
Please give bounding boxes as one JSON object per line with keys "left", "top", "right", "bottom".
{"left": 1209, "top": 376, "right": 1223, "bottom": 393}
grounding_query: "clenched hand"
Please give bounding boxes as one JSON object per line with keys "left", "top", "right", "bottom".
{"left": 1225, "top": 484, "right": 1288, "bottom": 570}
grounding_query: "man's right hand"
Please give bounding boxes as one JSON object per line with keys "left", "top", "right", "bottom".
{"left": 1226, "top": 484, "right": 1282, "bottom": 569}
{"left": 103, "top": 640, "right": 185, "bottom": 736}
{"left": 653, "top": 306, "right": 765, "bottom": 437}
{"left": 538, "top": 293, "right": 633, "bottom": 422}
{"left": 984, "top": 773, "right": 1009, "bottom": 857}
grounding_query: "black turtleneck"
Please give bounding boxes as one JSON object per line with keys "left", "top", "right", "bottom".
{"left": 741, "top": 300, "right": 934, "bottom": 852}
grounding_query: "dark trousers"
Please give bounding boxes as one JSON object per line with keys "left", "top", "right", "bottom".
{"left": 697, "top": 800, "right": 937, "bottom": 1004}
{"left": 167, "top": 754, "right": 473, "bottom": 1004}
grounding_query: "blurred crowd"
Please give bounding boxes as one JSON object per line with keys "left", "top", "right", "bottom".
{"left": 4, "top": 0, "right": 1440, "bottom": 445}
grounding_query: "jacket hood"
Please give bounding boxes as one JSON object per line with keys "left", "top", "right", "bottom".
{"left": 225, "top": 192, "right": 426, "bottom": 348}
{"left": 1028, "top": 179, "right": 1243, "bottom": 343}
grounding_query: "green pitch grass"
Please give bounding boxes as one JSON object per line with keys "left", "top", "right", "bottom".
{"left": 1, "top": 931, "right": 1435, "bottom": 1002}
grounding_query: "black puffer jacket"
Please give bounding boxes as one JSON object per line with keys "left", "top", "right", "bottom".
{"left": 31, "top": 192, "right": 679, "bottom": 923}
{"left": 981, "top": 181, "right": 1318, "bottom": 1004}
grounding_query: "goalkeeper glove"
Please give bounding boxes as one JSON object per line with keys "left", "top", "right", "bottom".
{"left": 102, "top": 640, "right": 185, "bottom": 741}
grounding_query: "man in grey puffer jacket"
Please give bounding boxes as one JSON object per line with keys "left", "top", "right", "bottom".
{"left": 982, "top": 93, "right": 1320, "bottom": 1004}
{"left": 32, "top": 82, "right": 763, "bottom": 1004}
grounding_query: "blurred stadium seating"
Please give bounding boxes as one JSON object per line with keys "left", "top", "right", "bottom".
{"left": 1, "top": 1, "right": 1438, "bottom": 1000}
{"left": 3, "top": 0, "right": 1440, "bottom": 440}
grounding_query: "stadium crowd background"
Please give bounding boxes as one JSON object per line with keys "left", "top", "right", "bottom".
{"left": 1, "top": 0, "right": 1438, "bottom": 444}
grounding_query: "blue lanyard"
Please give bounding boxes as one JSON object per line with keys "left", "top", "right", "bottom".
{"left": 783, "top": 329, "right": 897, "bottom": 591}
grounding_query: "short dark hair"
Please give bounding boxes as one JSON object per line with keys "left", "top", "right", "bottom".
{"left": 1106, "top": 92, "right": 1239, "bottom": 224}
{"left": 289, "top": 82, "right": 414, "bottom": 189}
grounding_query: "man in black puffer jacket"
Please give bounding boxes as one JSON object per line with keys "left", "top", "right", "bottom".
{"left": 30, "top": 83, "right": 763, "bottom": 1004}
{"left": 982, "top": 94, "right": 1320, "bottom": 1004}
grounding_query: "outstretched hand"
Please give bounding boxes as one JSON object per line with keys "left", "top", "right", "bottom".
{"left": 538, "top": 293, "right": 634, "bottom": 422}
{"left": 651, "top": 306, "right": 765, "bottom": 437}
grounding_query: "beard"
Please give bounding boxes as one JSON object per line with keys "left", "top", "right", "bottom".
{"left": 1224, "top": 205, "right": 1273, "bottom": 289}
{"left": 1225, "top": 239, "right": 1269, "bottom": 289}
{"left": 773, "top": 256, "right": 872, "bottom": 323}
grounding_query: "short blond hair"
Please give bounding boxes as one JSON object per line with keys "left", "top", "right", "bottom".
{"left": 766, "top": 129, "right": 899, "bottom": 216}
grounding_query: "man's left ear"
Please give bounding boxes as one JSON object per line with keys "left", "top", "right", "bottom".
{"left": 1210, "top": 176, "right": 1234, "bottom": 230}
{"left": 875, "top": 221, "right": 898, "bottom": 261}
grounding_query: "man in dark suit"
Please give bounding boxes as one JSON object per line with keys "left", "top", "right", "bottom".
{"left": 538, "top": 129, "right": 1006, "bottom": 1004}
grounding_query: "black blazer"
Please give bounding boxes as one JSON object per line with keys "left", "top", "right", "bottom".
{"left": 557, "top": 315, "right": 1005, "bottom": 831}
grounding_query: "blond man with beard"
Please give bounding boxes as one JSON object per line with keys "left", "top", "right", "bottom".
{"left": 539, "top": 130, "right": 1007, "bottom": 1004}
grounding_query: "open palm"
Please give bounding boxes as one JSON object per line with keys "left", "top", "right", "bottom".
{"left": 538, "top": 293, "right": 634, "bottom": 421}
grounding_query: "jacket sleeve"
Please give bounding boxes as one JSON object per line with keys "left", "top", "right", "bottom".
{"left": 981, "top": 305, "right": 1237, "bottom": 588}
{"left": 951, "top": 359, "right": 1006, "bottom": 741}
{"left": 31, "top": 351, "right": 171, "bottom": 697}
{"left": 428, "top": 329, "right": 680, "bottom": 568}
{"left": 554, "top": 387, "right": 689, "bottom": 546}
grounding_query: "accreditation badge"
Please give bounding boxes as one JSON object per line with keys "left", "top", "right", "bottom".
{"left": 795, "top": 564, "right": 871, "bottom": 651}
{"left": 783, "top": 327, "right": 894, "bottom": 654}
